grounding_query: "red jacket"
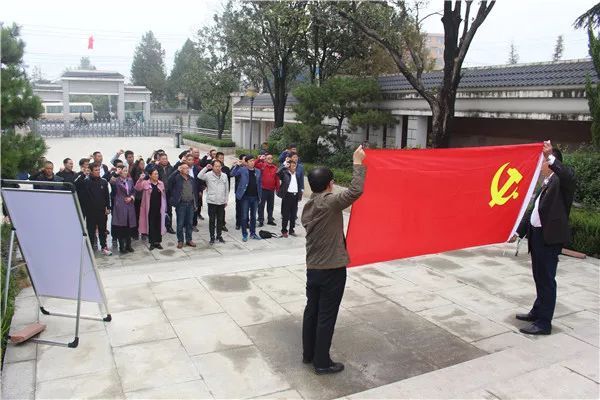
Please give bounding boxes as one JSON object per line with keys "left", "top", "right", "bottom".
{"left": 255, "top": 159, "right": 280, "bottom": 191}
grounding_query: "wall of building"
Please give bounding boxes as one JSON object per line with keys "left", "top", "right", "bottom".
{"left": 448, "top": 117, "right": 592, "bottom": 148}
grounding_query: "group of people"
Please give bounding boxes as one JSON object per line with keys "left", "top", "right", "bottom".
{"left": 28, "top": 143, "right": 307, "bottom": 254}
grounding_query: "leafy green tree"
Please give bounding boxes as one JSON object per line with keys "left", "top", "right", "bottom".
{"left": 131, "top": 31, "right": 167, "bottom": 102}
{"left": 336, "top": 1, "right": 495, "bottom": 148}
{"left": 168, "top": 39, "right": 204, "bottom": 114}
{"left": 508, "top": 42, "right": 519, "bottom": 64}
{"left": 553, "top": 35, "right": 564, "bottom": 61}
{"left": 197, "top": 25, "right": 241, "bottom": 138}
{"left": 585, "top": 24, "right": 600, "bottom": 149}
{"left": 1, "top": 131, "right": 47, "bottom": 179}
{"left": 1, "top": 23, "right": 43, "bottom": 129}
{"left": 220, "top": 1, "right": 308, "bottom": 128}
{"left": 79, "top": 56, "right": 96, "bottom": 70}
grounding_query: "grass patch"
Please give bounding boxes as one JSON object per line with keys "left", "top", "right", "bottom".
{"left": 183, "top": 133, "right": 236, "bottom": 148}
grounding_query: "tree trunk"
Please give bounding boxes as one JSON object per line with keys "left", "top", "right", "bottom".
{"left": 273, "top": 75, "right": 288, "bottom": 128}
{"left": 430, "top": 100, "right": 453, "bottom": 148}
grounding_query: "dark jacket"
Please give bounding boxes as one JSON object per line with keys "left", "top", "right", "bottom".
{"left": 276, "top": 166, "right": 301, "bottom": 198}
{"left": 81, "top": 176, "right": 111, "bottom": 216}
{"left": 221, "top": 165, "right": 232, "bottom": 190}
{"left": 156, "top": 163, "right": 174, "bottom": 184}
{"left": 56, "top": 169, "right": 76, "bottom": 184}
{"left": 517, "top": 158, "right": 576, "bottom": 246}
{"left": 167, "top": 172, "right": 199, "bottom": 208}
{"left": 301, "top": 165, "right": 366, "bottom": 270}
{"left": 231, "top": 165, "right": 263, "bottom": 201}
{"left": 29, "top": 172, "right": 64, "bottom": 190}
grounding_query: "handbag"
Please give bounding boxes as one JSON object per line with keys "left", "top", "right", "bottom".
{"left": 259, "top": 230, "right": 280, "bottom": 239}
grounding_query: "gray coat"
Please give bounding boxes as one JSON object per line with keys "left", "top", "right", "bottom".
{"left": 197, "top": 166, "right": 230, "bottom": 205}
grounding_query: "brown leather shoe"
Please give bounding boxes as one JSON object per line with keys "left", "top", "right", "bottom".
{"left": 186, "top": 241, "right": 197, "bottom": 247}
{"left": 177, "top": 242, "right": 183, "bottom": 249}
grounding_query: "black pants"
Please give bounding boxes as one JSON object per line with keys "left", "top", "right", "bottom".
{"left": 281, "top": 192, "right": 299, "bottom": 233}
{"left": 235, "top": 198, "right": 242, "bottom": 227}
{"left": 529, "top": 227, "right": 562, "bottom": 329}
{"left": 208, "top": 203, "right": 225, "bottom": 239}
{"left": 258, "top": 189, "right": 275, "bottom": 224}
{"left": 302, "top": 267, "right": 346, "bottom": 368}
{"left": 148, "top": 205, "right": 162, "bottom": 245}
{"left": 165, "top": 204, "right": 173, "bottom": 230}
{"left": 86, "top": 210, "right": 108, "bottom": 249}
{"left": 133, "top": 197, "right": 142, "bottom": 237}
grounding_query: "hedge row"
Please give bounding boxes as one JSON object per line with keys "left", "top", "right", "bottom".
{"left": 183, "top": 133, "right": 236, "bottom": 148}
{"left": 569, "top": 208, "right": 600, "bottom": 257}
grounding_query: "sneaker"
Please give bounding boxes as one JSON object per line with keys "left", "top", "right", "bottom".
{"left": 209, "top": 238, "right": 215, "bottom": 245}
{"left": 101, "top": 247, "right": 112, "bottom": 256}
{"left": 251, "top": 234, "right": 261, "bottom": 240}
{"left": 177, "top": 242, "right": 183, "bottom": 249}
{"left": 217, "top": 237, "right": 225, "bottom": 243}
{"left": 267, "top": 221, "right": 277, "bottom": 226}
{"left": 155, "top": 244, "right": 163, "bottom": 250}
{"left": 242, "top": 235, "right": 248, "bottom": 242}
{"left": 222, "top": 226, "right": 229, "bottom": 232}
{"left": 282, "top": 232, "right": 289, "bottom": 238}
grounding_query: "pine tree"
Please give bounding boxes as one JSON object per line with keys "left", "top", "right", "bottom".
{"left": 1, "top": 23, "right": 43, "bottom": 129}
{"left": 553, "top": 35, "right": 564, "bottom": 61}
{"left": 131, "top": 31, "right": 167, "bottom": 102}
{"left": 508, "top": 42, "right": 519, "bottom": 64}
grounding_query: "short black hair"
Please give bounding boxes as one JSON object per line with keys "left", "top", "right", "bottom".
{"left": 289, "top": 143, "right": 296, "bottom": 148}
{"left": 113, "top": 159, "right": 124, "bottom": 167}
{"left": 124, "top": 150, "right": 134, "bottom": 158}
{"left": 92, "top": 151, "right": 101, "bottom": 157}
{"left": 216, "top": 151, "right": 224, "bottom": 158}
{"left": 552, "top": 147, "right": 563, "bottom": 162}
{"left": 238, "top": 153, "right": 246, "bottom": 160}
{"left": 245, "top": 155, "right": 255, "bottom": 162}
{"left": 308, "top": 167, "right": 334, "bottom": 193}
{"left": 289, "top": 151, "right": 297, "bottom": 158}
{"left": 213, "top": 159, "right": 223, "bottom": 166}
{"left": 44, "top": 160, "right": 54, "bottom": 167}
{"left": 178, "top": 150, "right": 190, "bottom": 159}
{"left": 78, "top": 158, "right": 89, "bottom": 167}
{"left": 63, "top": 158, "right": 71, "bottom": 164}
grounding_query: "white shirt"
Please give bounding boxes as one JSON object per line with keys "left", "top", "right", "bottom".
{"left": 288, "top": 171, "right": 298, "bottom": 193}
{"left": 530, "top": 155, "right": 556, "bottom": 227}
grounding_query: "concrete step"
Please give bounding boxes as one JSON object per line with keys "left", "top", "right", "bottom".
{"left": 343, "top": 333, "right": 599, "bottom": 399}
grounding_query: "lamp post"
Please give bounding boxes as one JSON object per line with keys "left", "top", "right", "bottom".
{"left": 246, "top": 86, "right": 257, "bottom": 150}
{"left": 175, "top": 92, "right": 186, "bottom": 148}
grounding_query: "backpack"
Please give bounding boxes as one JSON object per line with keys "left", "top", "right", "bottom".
{"left": 259, "top": 230, "right": 279, "bottom": 239}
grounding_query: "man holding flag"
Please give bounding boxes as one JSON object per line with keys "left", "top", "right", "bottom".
{"left": 511, "top": 140, "right": 576, "bottom": 336}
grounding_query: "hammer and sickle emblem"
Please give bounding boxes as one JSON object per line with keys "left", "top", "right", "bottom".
{"left": 489, "top": 162, "right": 523, "bottom": 208}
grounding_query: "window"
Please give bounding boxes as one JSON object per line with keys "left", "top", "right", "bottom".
{"left": 46, "top": 105, "right": 62, "bottom": 113}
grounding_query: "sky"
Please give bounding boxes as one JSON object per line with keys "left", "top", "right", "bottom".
{"left": 1, "top": 0, "right": 595, "bottom": 83}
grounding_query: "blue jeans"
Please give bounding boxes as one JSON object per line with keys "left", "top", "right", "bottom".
{"left": 176, "top": 201, "right": 194, "bottom": 243}
{"left": 241, "top": 195, "right": 259, "bottom": 236}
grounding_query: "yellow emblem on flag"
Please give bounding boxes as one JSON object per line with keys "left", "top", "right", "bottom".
{"left": 489, "top": 162, "right": 523, "bottom": 207}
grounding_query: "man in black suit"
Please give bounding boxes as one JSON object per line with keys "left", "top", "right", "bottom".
{"left": 510, "top": 140, "right": 576, "bottom": 335}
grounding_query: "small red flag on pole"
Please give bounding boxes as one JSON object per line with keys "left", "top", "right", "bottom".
{"left": 88, "top": 35, "right": 94, "bottom": 50}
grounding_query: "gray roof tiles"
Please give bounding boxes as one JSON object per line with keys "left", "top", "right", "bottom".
{"left": 61, "top": 70, "right": 124, "bottom": 79}
{"left": 234, "top": 59, "right": 599, "bottom": 107}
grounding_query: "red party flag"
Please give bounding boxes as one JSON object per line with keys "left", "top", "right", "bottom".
{"left": 88, "top": 35, "right": 94, "bottom": 50}
{"left": 346, "top": 143, "right": 543, "bottom": 267}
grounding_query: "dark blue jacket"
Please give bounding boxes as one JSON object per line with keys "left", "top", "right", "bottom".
{"left": 231, "top": 165, "right": 262, "bottom": 201}
{"left": 167, "top": 171, "right": 199, "bottom": 208}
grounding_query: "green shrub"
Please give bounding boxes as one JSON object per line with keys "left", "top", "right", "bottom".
{"left": 266, "top": 123, "right": 328, "bottom": 163}
{"left": 0, "top": 131, "right": 47, "bottom": 179}
{"left": 183, "top": 133, "right": 236, "bottom": 148}
{"left": 235, "top": 149, "right": 260, "bottom": 159}
{"left": 564, "top": 149, "right": 600, "bottom": 209}
{"left": 304, "top": 162, "right": 354, "bottom": 187}
{"left": 568, "top": 208, "right": 600, "bottom": 257}
{"left": 1, "top": 224, "right": 19, "bottom": 364}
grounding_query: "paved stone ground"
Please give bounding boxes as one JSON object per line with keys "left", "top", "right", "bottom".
{"left": 2, "top": 137, "right": 599, "bottom": 399}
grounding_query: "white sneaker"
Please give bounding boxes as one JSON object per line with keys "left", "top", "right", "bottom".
{"left": 101, "top": 247, "right": 112, "bottom": 256}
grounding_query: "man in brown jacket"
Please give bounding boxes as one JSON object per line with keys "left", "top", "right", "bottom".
{"left": 301, "top": 145, "right": 366, "bottom": 375}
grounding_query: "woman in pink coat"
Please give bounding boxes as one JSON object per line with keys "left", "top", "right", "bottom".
{"left": 135, "top": 167, "right": 167, "bottom": 250}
